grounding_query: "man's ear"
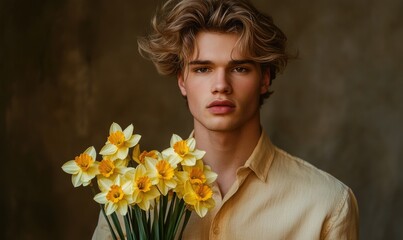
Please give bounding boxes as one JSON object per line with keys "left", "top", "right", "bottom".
{"left": 177, "top": 71, "right": 187, "bottom": 96}
{"left": 260, "top": 68, "right": 271, "bottom": 94}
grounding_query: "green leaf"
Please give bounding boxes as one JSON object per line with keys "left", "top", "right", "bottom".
{"left": 167, "top": 198, "right": 186, "bottom": 239}
{"left": 166, "top": 193, "right": 176, "bottom": 223}
{"left": 124, "top": 214, "right": 134, "bottom": 240}
{"left": 151, "top": 200, "right": 160, "bottom": 240}
{"left": 129, "top": 206, "right": 139, "bottom": 239}
{"left": 160, "top": 195, "right": 168, "bottom": 239}
{"left": 178, "top": 209, "right": 192, "bottom": 240}
{"left": 133, "top": 205, "right": 148, "bottom": 239}
{"left": 170, "top": 199, "right": 186, "bottom": 239}
{"left": 165, "top": 193, "right": 177, "bottom": 236}
{"left": 111, "top": 212, "right": 125, "bottom": 240}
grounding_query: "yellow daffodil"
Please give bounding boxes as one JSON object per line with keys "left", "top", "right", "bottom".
{"left": 175, "top": 159, "right": 217, "bottom": 198}
{"left": 61, "top": 146, "right": 99, "bottom": 187}
{"left": 100, "top": 123, "right": 141, "bottom": 160}
{"left": 183, "top": 182, "right": 215, "bottom": 217}
{"left": 162, "top": 134, "right": 205, "bottom": 166}
{"left": 132, "top": 164, "right": 160, "bottom": 211}
{"left": 183, "top": 159, "right": 217, "bottom": 185}
{"left": 145, "top": 156, "right": 178, "bottom": 196}
{"left": 62, "top": 122, "right": 218, "bottom": 237}
{"left": 132, "top": 144, "right": 160, "bottom": 165}
{"left": 94, "top": 175, "right": 134, "bottom": 215}
{"left": 98, "top": 157, "right": 129, "bottom": 180}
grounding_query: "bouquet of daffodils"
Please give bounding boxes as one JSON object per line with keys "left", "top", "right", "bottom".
{"left": 62, "top": 122, "right": 217, "bottom": 240}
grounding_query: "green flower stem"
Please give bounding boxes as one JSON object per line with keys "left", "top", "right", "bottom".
{"left": 111, "top": 212, "right": 125, "bottom": 239}
{"left": 166, "top": 193, "right": 176, "bottom": 223}
{"left": 160, "top": 195, "right": 168, "bottom": 239}
{"left": 178, "top": 209, "right": 192, "bottom": 240}
{"left": 124, "top": 214, "right": 134, "bottom": 240}
{"left": 129, "top": 207, "right": 139, "bottom": 239}
{"left": 170, "top": 200, "right": 186, "bottom": 239}
{"left": 151, "top": 200, "right": 160, "bottom": 240}
{"left": 167, "top": 198, "right": 186, "bottom": 239}
{"left": 133, "top": 205, "right": 148, "bottom": 239}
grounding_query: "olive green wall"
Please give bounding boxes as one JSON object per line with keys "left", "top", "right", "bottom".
{"left": 2, "top": 0, "right": 402, "bottom": 239}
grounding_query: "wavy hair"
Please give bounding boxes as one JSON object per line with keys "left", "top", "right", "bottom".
{"left": 138, "top": 0, "right": 289, "bottom": 101}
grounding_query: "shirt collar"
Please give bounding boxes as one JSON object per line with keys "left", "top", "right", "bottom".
{"left": 189, "top": 130, "right": 275, "bottom": 182}
{"left": 243, "top": 131, "right": 275, "bottom": 182}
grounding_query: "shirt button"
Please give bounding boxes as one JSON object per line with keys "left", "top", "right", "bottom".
{"left": 213, "top": 226, "right": 220, "bottom": 235}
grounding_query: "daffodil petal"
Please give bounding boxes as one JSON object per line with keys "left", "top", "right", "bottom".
{"left": 161, "top": 148, "right": 174, "bottom": 158}
{"left": 116, "top": 147, "right": 129, "bottom": 160}
{"left": 123, "top": 124, "right": 134, "bottom": 140}
{"left": 126, "top": 134, "right": 141, "bottom": 148}
{"left": 122, "top": 181, "right": 133, "bottom": 195}
{"left": 61, "top": 161, "right": 80, "bottom": 174}
{"left": 100, "top": 144, "right": 118, "bottom": 156}
{"left": 168, "top": 155, "right": 181, "bottom": 167}
{"left": 110, "top": 122, "right": 122, "bottom": 135}
{"left": 114, "top": 175, "right": 122, "bottom": 186}
{"left": 181, "top": 156, "right": 197, "bottom": 166}
{"left": 138, "top": 162, "right": 146, "bottom": 173}
{"left": 87, "top": 164, "right": 100, "bottom": 176}
{"left": 170, "top": 134, "right": 182, "bottom": 147}
{"left": 94, "top": 192, "right": 108, "bottom": 204}
{"left": 117, "top": 200, "right": 129, "bottom": 215}
{"left": 84, "top": 146, "right": 97, "bottom": 159}
{"left": 205, "top": 171, "right": 218, "bottom": 184}
{"left": 81, "top": 172, "right": 95, "bottom": 183}
{"left": 82, "top": 180, "right": 91, "bottom": 186}
{"left": 106, "top": 202, "right": 118, "bottom": 215}
{"left": 187, "top": 138, "right": 196, "bottom": 150}
{"left": 196, "top": 204, "right": 208, "bottom": 217}
{"left": 138, "top": 200, "right": 150, "bottom": 211}
{"left": 98, "top": 178, "right": 113, "bottom": 192}
{"left": 193, "top": 149, "right": 206, "bottom": 159}
{"left": 72, "top": 172, "right": 82, "bottom": 187}
{"left": 145, "top": 157, "right": 157, "bottom": 171}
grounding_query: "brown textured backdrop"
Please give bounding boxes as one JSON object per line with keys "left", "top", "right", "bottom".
{"left": 1, "top": 0, "right": 402, "bottom": 239}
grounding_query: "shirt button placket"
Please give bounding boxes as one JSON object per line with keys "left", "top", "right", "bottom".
{"left": 213, "top": 226, "right": 220, "bottom": 235}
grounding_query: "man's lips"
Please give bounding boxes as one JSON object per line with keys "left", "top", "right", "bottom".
{"left": 207, "top": 100, "right": 235, "bottom": 114}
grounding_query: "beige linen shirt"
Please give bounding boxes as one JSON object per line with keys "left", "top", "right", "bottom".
{"left": 92, "top": 132, "right": 359, "bottom": 240}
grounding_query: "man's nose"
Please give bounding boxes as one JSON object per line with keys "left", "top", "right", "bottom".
{"left": 211, "top": 69, "right": 232, "bottom": 94}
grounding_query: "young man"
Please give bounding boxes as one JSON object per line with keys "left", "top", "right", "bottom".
{"left": 93, "top": 0, "right": 359, "bottom": 239}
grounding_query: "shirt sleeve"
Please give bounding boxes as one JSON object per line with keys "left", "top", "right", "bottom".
{"left": 91, "top": 211, "right": 113, "bottom": 240}
{"left": 322, "top": 188, "right": 359, "bottom": 240}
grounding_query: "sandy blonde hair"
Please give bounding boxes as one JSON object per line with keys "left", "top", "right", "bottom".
{"left": 138, "top": 0, "right": 289, "bottom": 100}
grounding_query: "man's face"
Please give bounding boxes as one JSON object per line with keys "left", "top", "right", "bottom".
{"left": 178, "top": 31, "right": 270, "bottom": 132}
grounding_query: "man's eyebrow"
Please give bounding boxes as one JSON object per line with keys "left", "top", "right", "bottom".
{"left": 188, "top": 60, "right": 212, "bottom": 65}
{"left": 188, "top": 59, "right": 255, "bottom": 65}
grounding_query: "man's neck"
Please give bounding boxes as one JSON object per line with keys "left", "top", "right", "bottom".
{"left": 193, "top": 121, "right": 262, "bottom": 196}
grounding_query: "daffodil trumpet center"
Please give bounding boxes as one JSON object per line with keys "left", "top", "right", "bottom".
{"left": 136, "top": 176, "right": 152, "bottom": 192}
{"left": 189, "top": 168, "right": 206, "bottom": 185}
{"left": 75, "top": 153, "right": 94, "bottom": 171}
{"left": 174, "top": 140, "right": 189, "bottom": 157}
{"left": 99, "top": 159, "right": 115, "bottom": 177}
{"left": 108, "top": 131, "right": 125, "bottom": 147}
{"left": 156, "top": 160, "right": 174, "bottom": 180}
{"left": 139, "top": 150, "right": 158, "bottom": 164}
{"left": 194, "top": 184, "right": 213, "bottom": 201}
{"left": 106, "top": 185, "right": 124, "bottom": 203}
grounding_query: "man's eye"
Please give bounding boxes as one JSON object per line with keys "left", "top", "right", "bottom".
{"left": 194, "top": 68, "right": 209, "bottom": 73}
{"left": 233, "top": 67, "right": 248, "bottom": 73}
